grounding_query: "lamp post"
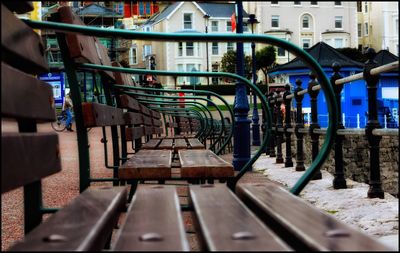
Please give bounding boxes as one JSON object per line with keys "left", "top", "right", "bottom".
{"left": 248, "top": 14, "right": 260, "bottom": 146}
{"left": 204, "top": 14, "right": 211, "bottom": 106}
{"left": 232, "top": 1, "right": 251, "bottom": 171}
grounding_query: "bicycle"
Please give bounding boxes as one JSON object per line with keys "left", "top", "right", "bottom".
{"left": 51, "top": 110, "right": 70, "bottom": 132}
{"left": 51, "top": 110, "right": 92, "bottom": 132}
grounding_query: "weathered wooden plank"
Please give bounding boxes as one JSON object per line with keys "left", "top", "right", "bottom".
{"left": 119, "top": 95, "right": 140, "bottom": 111}
{"left": 118, "top": 150, "right": 172, "bottom": 179}
{"left": 112, "top": 62, "right": 135, "bottom": 85}
{"left": 152, "top": 118, "right": 162, "bottom": 127}
{"left": 1, "top": 4, "right": 49, "bottom": 74}
{"left": 2, "top": 1, "right": 34, "bottom": 14}
{"left": 141, "top": 139, "right": 161, "bottom": 149}
{"left": 9, "top": 187, "right": 127, "bottom": 251}
{"left": 143, "top": 115, "right": 153, "bottom": 126}
{"left": 179, "top": 150, "right": 233, "bottom": 178}
{"left": 113, "top": 185, "right": 189, "bottom": 251}
{"left": 153, "top": 127, "right": 163, "bottom": 135}
{"left": 2, "top": 133, "right": 61, "bottom": 193}
{"left": 189, "top": 185, "right": 291, "bottom": 251}
{"left": 140, "top": 104, "right": 151, "bottom": 116}
{"left": 236, "top": 183, "right": 390, "bottom": 251}
{"left": 157, "top": 138, "right": 174, "bottom": 149}
{"left": 93, "top": 37, "right": 115, "bottom": 81}
{"left": 187, "top": 138, "right": 205, "bottom": 149}
{"left": 151, "top": 110, "right": 161, "bottom": 119}
{"left": 82, "top": 103, "right": 124, "bottom": 127}
{"left": 144, "top": 126, "right": 153, "bottom": 135}
{"left": 124, "top": 112, "right": 143, "bottom": 125}
{"left": 173, "top": 138, "right": 188, "bottom": 152}
{"left": 125, "top": 127, "right": 144, "bottom": 141}
{"left": 2, "top": 63, "right": 55, "bottom": 121}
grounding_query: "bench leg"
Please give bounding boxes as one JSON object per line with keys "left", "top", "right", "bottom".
{"left": 127, "top": 180, "right": 138, "bottom": 202}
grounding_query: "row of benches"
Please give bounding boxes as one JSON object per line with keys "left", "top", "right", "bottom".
{"left": 1, "top": 3, "right": 389, "bottom": 251}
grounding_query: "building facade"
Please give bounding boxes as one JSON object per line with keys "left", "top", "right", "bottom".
{"left": 357, "top": 1, "right": 399, "bottom": 56}
{"left": 141, "top": 1, "right": 252, "bottom": 88}
{"left": 244, "top": 1, "right": 358, "bottom": 65}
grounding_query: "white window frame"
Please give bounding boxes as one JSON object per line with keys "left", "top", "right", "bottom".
{"left": 211, "top": 20, "right": 218, "bottom": 32}
{"left": 271, "top": 1, "right": 279, "bottom": 6}
{"left": 277, "top": 47, "right": 286, "bottom": 57}
{"left": 335, "top": 16, "right": 343, "bottom": 29}
{"left": 186, "top": 42, "right": 194, "bottom": 56}
{"left": 271, "top": 15, "right": 280, "bottom": 28}
{"left": 294, "top": 1, "right": 301, "bottom": 6}
{"left": 334, "top": 38, "right": 344, "bottom": 48}
{"left": 183, "top": 13, "right": 193, "bottom": 30}
{"left": 143, "top": 44, "right": 152, "bottom": 60}
{"left": 310, "top": 1, "right": 318, "bottom": 6}
{"left": 301, "top": 38, "right": 311, "bottom": 49}
{"left": 302, "top": 15, "right": 310, "bottom": 29}
{"left": 364, "top": 2, "right": 368, "bottom": 13}
{"left": 364, "top": 22, "right": 369, "bottom": 35}
{"left": 243, "top": 43, "right": 251, "bottom": 55}
{"left": 178, "top": 42, "right": 183, "bottom": 57}
{"left": 227, "top": 42, "right": 235, "bottom": 51}
{"left": 129, "top": 46, "right": 137, "bottom": 65}
{"left": 212, "top": 42, "right": 219, "bottom": 55}
{"left": 334, "top": 1, "right": 342, "bottom": 6}
{"left": 357, "top": 23, "right": 362, "bottom": 37}
{"left": 226, "top": 21, "right": 232, "bottom": 32}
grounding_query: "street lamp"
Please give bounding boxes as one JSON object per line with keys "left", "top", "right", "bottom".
{"left": 204, "top": 14, "right": 211, "bottom": 106}
{"left": 248, "top": 14, "right": 261, "bottom": 146}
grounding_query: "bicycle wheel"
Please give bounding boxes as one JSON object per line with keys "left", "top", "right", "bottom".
{"left": 51, "top": 118, "right": 67, "bottom": 132}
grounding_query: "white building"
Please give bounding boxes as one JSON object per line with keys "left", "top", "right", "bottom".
{"left": 244, "top": 1, "right": 358, "bottom": 64}
{"left": 357, "top": 1, "right": 399, "bottom": 55}
{"left": 139, "top": 1, "right": 252, "bottom": 88}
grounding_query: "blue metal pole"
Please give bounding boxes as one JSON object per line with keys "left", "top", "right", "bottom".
{"left": 233, "top": 1, "right": 251, "bottom": 171}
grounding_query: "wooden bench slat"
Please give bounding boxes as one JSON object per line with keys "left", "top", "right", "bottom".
{"left": 118, "top": 150, "right": 172, "bottom": 179}
{"left": 140, "top": 104, "right": 151, "bottom": 116}
{"left": 236, "top": 183, "right": 390, "bottom": 251}
{"left": 119, "top": 94, "right": 140, "bottom": 111}
{"left": 187, "top": 138, "right": 205, "bottom": 149}
{"left": 143, "top": 115, "right": 152, "bottom": 126}
{"left": 2, "top": 1, "right": 34, "bottom": 14}
{"left": 141, "top": 139, "right": 161, "bottom": 149}
{"left": 157, "top": 138, "right": 174, "bottom": 149}
{"left": 153, "top": 127, "right": 163, "bottom": 135}
{"left": 124, "top": 112, "right": 143, "bottom": 125}
{"left": 1, "top": 132, "right": 61, "bottom": 193}
{"left": 112, "top": 61, "right": 135, "bottom": 85}
{"left": 179, "top": 150, "right": 234, "bottom": 178}
{"left": 113, "top": 185, "right": 189, "bottom": 251}
{"left": 58, "top": 7, "right": 115, "bottom": 81}
{"left": 1, "top": 5, "right": 49, "bottom": 74}
{"left": 173, "top": 138, "right": 188, "bottom": 152}
{"left": 1, "top": 63, "right": 56, "bottom": 121}
{"left": 9, "top": 187, "right": 127, "bottom": 251}
{"left": 144, "top": 126, "right": 153, "bottom": 135}
{"left": 189, "top": 185, "right": 291, "bottom": 251}
{"left": 125, "top": 126, "right": 144, "bottom": 141}
{"left": 151, "top": 110, "right": 161, "bottom": 119}
{"left": 82, "top": 102, "right": 124, "bottom": 127}
{"left": 152, "top": 118, "right": 162, "bottom": 127}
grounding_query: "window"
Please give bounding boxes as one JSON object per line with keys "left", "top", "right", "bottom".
{"left": 357, "top": 2, "right": 362, "bottom": 12}
{"left": 243, "top": 23, "right": 248, "bottom": 32}
{"left": 226, "top": 21, "right": 232, "bottom": 31}
{"left": 183, "top": 13, "right": 193, "bottom": 30}
{"left": 364, "top": 2, "right": 368, "bottom": 12}
{"left": 364, "top": 22, "right": 369, "bottom": 35}
{"left": 271, "top": 1, "right": 278, "bottom": 4}
{"left": 310, "top": 1, "right": 317, "bottom": 5}
{"left": 146, "top": 2, "right": 151, "bottom": 15}
{"left": 396, "top": 19, "right": 399, "bottom": 34}
{"left": 178, "top": 42, "right": 183, "bottom": 56}
{"left": 177, "top": 64, "right": 184, "bottom": 83}
{"left": 294, "top": 1, "right": 301, "bottom": 5}
{"left": 334, "top": 38, "right": 344, "bottom": 48}
{"left": 186, "top": 42, "right": 194, "bottom": 56}
{"left": 227, "top": 42, "right": 235, "bottom": 51}
{"left": 139, "top": 2, "right": 145, "bottom": 15}
{"left": 357, "top": 23, "right": 362, "bottom": 37}
{"left": 277, "top": 47, "right": 286, "bottom": 56}
{"left": 211, "top": 21, "right": 218, "bottom": 32}
{"left": 302, "top": 15, "right": 309, "bottom": 28}
{"left": 244, "top": 43, "right": 251, "bottom": 55}
{"left": 187, "top": 64, "right": 199, "bottom": 85}
{"left": 212, "top": 64, "right": 219, "bottom": 84}
{"left": 271, "top": 15, "right": 279, "bottom": 28}
{"left": 212, "top": 42, "right": 219, "bottom": 55}
{"left": 143, "top": 44, "right": 152, "bottom": 60}
{"left": 302, "top": 38, "right": 311, "bottom": 49}
{"left": 335, "top": 16, "right": 343, "bottom": 29}
{"left": 334, "top": 1, "right": 341, "bottom": 5}
{"left": 129, "top": 47, "right": 137, "bottom": 65}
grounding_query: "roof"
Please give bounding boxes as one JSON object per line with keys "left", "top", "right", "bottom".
{"left": 75, "top": 3, "right": 122, "bottom": 17}
{"left": 269, "top": 42, "right": 364, "bottom": 74}
{"left": 374, "top": 50, "right": 398, "bottom": 66}
{"left": 144, "top": 1, "right": 248, "bottom": 26}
